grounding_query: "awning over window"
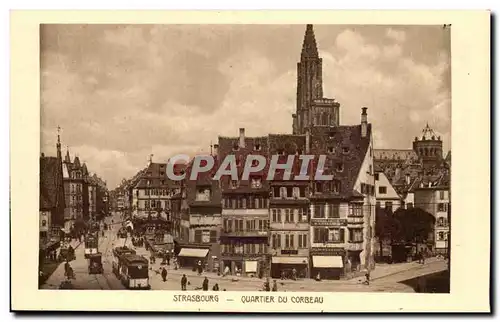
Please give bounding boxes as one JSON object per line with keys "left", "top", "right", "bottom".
{"left": 312, "top": 256, "right": 344, "bottom": 268}
{"left": 245, "top": 260, "right": 258, "bottom": 273}
{"left": 272, "top": 257, "right": 308, "bottom": 265}
{"left": 178, "top": 248, "right": 209, "bottom": 258}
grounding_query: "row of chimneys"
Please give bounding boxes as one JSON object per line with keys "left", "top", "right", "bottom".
{"left": 218, "top": 108, "right": 369, "bottom": 156}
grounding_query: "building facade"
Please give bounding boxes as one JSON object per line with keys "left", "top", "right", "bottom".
{"left": 62, "top": 151, "right": 85, "bottom": 232}
{"left": 174, "top": 165, "right": 222, "bottom": 272}
{"left": 375, "top": 171, "right": 402, "bottom": 212}
{"left": 268, "top": 159, "right": 310, "bottom": 279}
{"left": 132, "top": 161, "right": 180, "bottom": 221}
{"left": 218, "top": 131, "right": 271, "bottom": 277}
{"left": 413, "top": 173, "right": 451, "bottom": 254}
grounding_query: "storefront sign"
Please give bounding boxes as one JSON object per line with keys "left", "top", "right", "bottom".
{"left": 310, "top": 247, "right": 345, "bottom": 256}
{"left": 280, "top": 249, "right": 299, "bottom": 255}
{"left": 310, "top": 219, "right": 347, "bottom": 226}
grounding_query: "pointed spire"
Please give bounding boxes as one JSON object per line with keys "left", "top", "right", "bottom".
{"left": 73, "top": 155, "right": 81, "bottom": 168}
{"left": 64, "top": 146, "right": 71, "bottom": 163}
{"left": 56, "top": 126, "right": 62, "bottom": 160}
{"left": 301, "top": 24, "right": 319, "bottom": 59}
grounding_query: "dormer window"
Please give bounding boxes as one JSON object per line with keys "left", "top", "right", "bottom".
{"left": 230, "top": 180, "right": 239, "bottom": 189}
{"left": 195, "top": 187, "right": 211, "bottom": 201}
{"left": 336, "top": 162, "right": 344, "bottom": 172}
{"left": 254, "top": 143, "right": 261, "bottom": 151}
{"left": 251, "top": 177, "right": 262, "bottom": 189}
{"left": 327, "top": 146, "right": 335, "bottom": 154}
{"left": 233, "top": 143, "right": 239, "bottom": 151}
{"left": 342, "top": 147, "right": 350, "bottom": 154}
{"left": 278, "top": 148, "right": 285, "bottom": 156}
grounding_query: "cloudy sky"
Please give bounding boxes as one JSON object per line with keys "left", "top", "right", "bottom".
{"left": 40, "top": 24, "right": 451, "bottom": 188}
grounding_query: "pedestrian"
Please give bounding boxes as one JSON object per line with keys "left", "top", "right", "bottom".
{"left": 280, "top": 270, "right": 285, "bottom": 280}
{"left": 263, "top": 277, "right": 270, "bottom": 292}
{"left": 202, "top": 277, "right": 209, "bottom": 291}
{"left": 223, "top": 265, "right": 230, "bottom": 277}
{"left": 197, "top": 262, "right": 203, "bottom": 276}
{"left": 292, "top": 268, "right": 297, "bottom": 280}
{"left": 64, "top": 261, "right": 70, "bottom": 277}
{"left": 166, "top": 253, "right": 171, "bottom": 266}
{"left": 212, "top": 283, "right": 219, "bottom": 291}
{"left": 161, "top": 267, "right": 168, "bottom": 282}
{"left": 365, "top": 272, "right": 370, "bottom": 285}
{"left": 181, "top": 274, "right": 187, "bottom": 291}
{"left": 272, "top": 280, "right": 278, "bottom": 292}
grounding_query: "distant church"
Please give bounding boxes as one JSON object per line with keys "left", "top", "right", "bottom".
{"left": 373, "top": 123, "right": 450, "bottom": 197}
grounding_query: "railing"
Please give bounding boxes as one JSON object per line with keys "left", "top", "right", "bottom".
{"left": 220, "top": 230, "right": 269, "bottom": 237}
{"left": 347, "top": 216, "right": 364, "bottom": 224}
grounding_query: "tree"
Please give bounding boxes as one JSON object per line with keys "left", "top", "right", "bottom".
{"left": 393, "top": 207, "right": 435, "bottom": 244}
{"left": 375, "top": 207, "right": 401, "bottom": 257}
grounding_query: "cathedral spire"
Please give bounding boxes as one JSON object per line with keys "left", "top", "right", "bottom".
{"left": 301, "top": 24, "right": 319, "bottom": 59}
{"left": 56, "top": 126, "right": 62, "bottom": 160}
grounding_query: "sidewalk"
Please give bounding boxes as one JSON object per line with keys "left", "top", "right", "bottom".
{"left": 345, "top": 257, "right": 443, "bottom": 283}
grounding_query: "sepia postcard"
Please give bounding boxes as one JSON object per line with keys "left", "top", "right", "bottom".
{"left": 10, "top": 10, "right": 490, "bottom": 313}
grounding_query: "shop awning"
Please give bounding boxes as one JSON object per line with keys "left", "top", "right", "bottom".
{"left": 312, "top": 256, "right": 344, "bottom": 268}
{"left": 245, "top": 261, "right": 258, "bottom": 273}
{"left": 178, "top": 248, "right": 209, "bottom": 258}
{"left": 272, "top": 257, "right": 308, "bottom": 265}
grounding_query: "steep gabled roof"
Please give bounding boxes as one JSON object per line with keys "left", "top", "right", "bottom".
{"left": 216, "top": 124, "right": 371, "bottom": 199}
{"left": 133, "top": 162, "right": 182, "bottom": 189}
{"left": 40, "top": 156, "right": 64, "bottom": 210}
{"left": 308, "top": 124, "right": 372, "bottom": 198}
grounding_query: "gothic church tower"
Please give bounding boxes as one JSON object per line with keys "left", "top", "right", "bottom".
{"left": 293, "top": 24, "right": 340, "bottom": 134}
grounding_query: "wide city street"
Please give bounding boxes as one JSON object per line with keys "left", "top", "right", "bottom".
{"left": 40, "top": 212, "right": 447, "bottom": 292}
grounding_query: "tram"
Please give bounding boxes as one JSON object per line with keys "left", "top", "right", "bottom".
{"left": 84, "top": 233, "right": 99, "bottom": 259}
{"left": 112, "top": 246, "right": 150, "bottom": 290}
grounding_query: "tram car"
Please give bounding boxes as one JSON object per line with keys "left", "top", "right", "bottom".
{"left": 112, "top": 247, "right": 150, "bottom": 290}
{"left": 88, "top": 253, "right": 103, "bottom": 274}
{"left": 111, "top": 246, "right": 136, "bottom": 275}
{"left": 84, "top": 233, "right": 99, "bottom": 259}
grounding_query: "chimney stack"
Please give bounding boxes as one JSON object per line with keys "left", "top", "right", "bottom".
{"left": 239, "top": 128, "right": 245, "bottom": 148}
{"left": 305, "top": 129, "right": 310, "bottom": 154}
{"left": 361, "top": 107, "right": 368, "bottom": 138}
{"left": 292, "top": 114, "right": 297, "bottom": 135}
{"left": 213, "top": 144, "right": 219, "bottom": 157}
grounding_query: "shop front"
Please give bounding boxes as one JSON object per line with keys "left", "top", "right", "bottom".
{"left": 177, "top": 247, "right": 209, "bottom": 269}
{"left": 220, "top": 254, "right": 266, "bottom": 277}
{"left": 271, "top": 256, "right": 309, "bottom": 279}
{"left": 310, "top": 247, "right": 346, "bottom": 280}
